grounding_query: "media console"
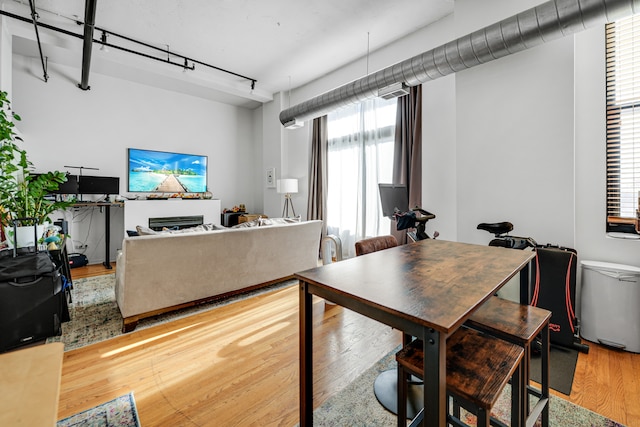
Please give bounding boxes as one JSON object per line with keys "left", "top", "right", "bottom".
{"left": 123, "top": 199, "right": 221, "bottom": 235}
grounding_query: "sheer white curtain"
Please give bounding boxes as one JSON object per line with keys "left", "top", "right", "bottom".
{"left": 326, "top": 98, "right": 397, "bottom": 258}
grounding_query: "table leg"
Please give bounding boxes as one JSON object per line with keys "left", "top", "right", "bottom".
{"left": 541, "top": 321, "right": 550, "bottom": 427}
{"left": 520, "top": 260, "right": 531, "bottom": 304}
{"left": 103, "top": 205, "right": 112, "bottom": 269}
{"left": 299, "top": 281, "right": 313, "bottom": 426}
{"left": 423, "top": 328, "right": 446, "bottom": 427}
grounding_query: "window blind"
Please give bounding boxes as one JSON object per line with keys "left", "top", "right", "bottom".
{"left": 606, "top": 15, "right": 640, "bottom": 227}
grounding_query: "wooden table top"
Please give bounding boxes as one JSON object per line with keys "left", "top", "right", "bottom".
{"left": 295, "top": 239, "right": 535, "bottom": 335}
{"left": 0, "top": 343, "right": 65, "bottom": 427}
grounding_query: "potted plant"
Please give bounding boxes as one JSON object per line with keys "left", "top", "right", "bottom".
{"left": 0, "top": 91, "right": 72, "bottom": 248}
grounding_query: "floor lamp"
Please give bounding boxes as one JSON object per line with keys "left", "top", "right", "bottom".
{"left": 277, "top": 178, "right": 298, "bottom": 217}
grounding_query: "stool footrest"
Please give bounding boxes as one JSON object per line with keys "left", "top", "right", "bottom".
{"left": 526, "top": 398, "right": 549, "bottom": 427}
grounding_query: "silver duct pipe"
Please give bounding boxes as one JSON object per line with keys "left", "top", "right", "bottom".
{"left": 280, "top": 0, "right": 640, "bottom": 126}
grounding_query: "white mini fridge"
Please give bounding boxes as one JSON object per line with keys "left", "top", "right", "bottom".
{"left": 580, "top": 260, "right": 640, "bottom": 353}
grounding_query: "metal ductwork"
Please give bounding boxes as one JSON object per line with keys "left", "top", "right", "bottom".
{"left": 280, "top": 0, "right": 640, "bottom": 126}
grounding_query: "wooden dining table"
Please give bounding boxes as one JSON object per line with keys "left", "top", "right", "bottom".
{"left": 295, "top": 238, "right": 535, "bottom": 427}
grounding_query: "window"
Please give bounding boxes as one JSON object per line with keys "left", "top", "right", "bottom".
{"left": 326, "top": 98, "right": 397, "bottom": 257}
{"left": 606, "top": 14, "right": 640, "bottom": 232}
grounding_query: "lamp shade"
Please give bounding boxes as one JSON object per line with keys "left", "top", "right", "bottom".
{"left": 277, "top": 178, "right": 298, "bottom": 194}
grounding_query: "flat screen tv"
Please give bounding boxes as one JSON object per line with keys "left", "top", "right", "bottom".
{"left": 378, "top": 184, "right": 408, "bottom": 218}
{"left": 127, "top": 148, "right": 208, "bottom": 193}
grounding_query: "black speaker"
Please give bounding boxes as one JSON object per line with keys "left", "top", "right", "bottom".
{"left": 68, "top": 253, "right": 88, "bottom": 269}
{"left": 0, "top": 272, "right": 63, "bottom": 352}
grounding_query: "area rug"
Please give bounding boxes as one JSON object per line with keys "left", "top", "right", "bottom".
{"left": 530, "top": 345, "right": 579, "bottom": 395}
{"left": 47, "top": 274, "right": 296, "bottom": 351}
{"left": 57, "top": 393, "right": 140, "bottom": 427}
{"left": 311, "top": 349, "right": 626, "bottom": 426}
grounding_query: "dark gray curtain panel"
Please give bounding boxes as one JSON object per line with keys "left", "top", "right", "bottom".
{"left": 392, "top": 85, "right": 422, "bottom": 244}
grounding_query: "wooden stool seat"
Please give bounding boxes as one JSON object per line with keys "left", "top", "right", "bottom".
{"left": 396, "top": 327, "right": 524, "bottom": 427}
{"left": 466, "top": 296, "right": 551, "bottom": 346}
{"left": 466, "top": 296, "right": 551, "bottom": 426}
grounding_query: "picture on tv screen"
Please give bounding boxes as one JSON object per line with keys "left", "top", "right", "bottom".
{"left": 128, "top": 148, "right": 207, "bottom": 193}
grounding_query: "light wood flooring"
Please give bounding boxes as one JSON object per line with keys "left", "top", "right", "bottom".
{"left": 60, "top": 264, "right": 640, "bottom": 426}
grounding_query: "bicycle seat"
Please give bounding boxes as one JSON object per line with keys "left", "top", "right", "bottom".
{"left": 477, "top": 222, "right": 513, "bottom": 236}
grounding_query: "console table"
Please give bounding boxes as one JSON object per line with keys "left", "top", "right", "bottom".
{"left": 123, "top": 199, "right": 221, "bottom": 233}
{"left": 0, "top": 342, "right": 64, "bottom": 426}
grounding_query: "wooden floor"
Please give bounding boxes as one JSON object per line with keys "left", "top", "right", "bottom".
{"left": 60, "top": 264, "right": 640, "bottom": 426}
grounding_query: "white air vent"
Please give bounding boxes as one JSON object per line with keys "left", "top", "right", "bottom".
{"left": 283, "top": 118, "right": 304, "bottom": 129}
{"left": 378, "top": 82, "right": 410, "bottom": 100}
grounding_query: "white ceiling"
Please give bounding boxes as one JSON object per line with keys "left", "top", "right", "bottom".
{"left": 5, "top": 0, "right": 453, "bottom": 108}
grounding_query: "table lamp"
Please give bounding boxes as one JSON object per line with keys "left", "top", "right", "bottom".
{"left": 277, "top": 178, "right": 298, "bottom": 217}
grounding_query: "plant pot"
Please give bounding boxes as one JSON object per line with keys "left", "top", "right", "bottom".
{"left": 3, "top": 223, "right": 48, "bottom": 249}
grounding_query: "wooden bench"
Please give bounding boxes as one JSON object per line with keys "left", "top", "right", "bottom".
{"left": 466, "top": 296, "right": 551, "bottom": 427}
{"left": 396, "top": 327, "right": 524, "bottom": 427}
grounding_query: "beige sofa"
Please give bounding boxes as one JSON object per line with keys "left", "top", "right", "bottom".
{"left": 115, "top": 220, "right": 322, "bottom": 332}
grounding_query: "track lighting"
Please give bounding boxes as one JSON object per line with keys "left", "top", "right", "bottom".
{"left": 99, "top": 31, "right": 108, "bottom": 52}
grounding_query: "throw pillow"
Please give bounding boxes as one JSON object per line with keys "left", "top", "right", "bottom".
{"left": 259, "top": 216, "right": 301, "bottom": 226}
{"left": 167, "top": 223, "right": 226, "bottom": 233}
{"left": 136, "top": 225, "right": 159, "bottom": 235}
{"left": 231, "top": 218, "right": 261, "bottom": 228}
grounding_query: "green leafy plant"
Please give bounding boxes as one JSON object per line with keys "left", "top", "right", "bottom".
{"left": 0, "top": 91, "right": 72, "bottom": 228}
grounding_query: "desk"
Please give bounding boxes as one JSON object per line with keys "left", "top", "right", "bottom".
{"left": 296, "top": 239, "right": 534, "bottom": 427}
{"left": 73, "top": 202, "right": 123, "bottom": 269}
{"left": 0, "top": 342, "right": 64, "bottom": 426}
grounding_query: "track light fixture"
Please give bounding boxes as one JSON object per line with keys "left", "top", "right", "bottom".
{"left": 99, "top": 30, "right": 108, "bottom": 52}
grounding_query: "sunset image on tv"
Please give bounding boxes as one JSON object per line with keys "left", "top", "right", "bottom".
{"left": 128, "top": 148, "right": 207, "bottom": 193}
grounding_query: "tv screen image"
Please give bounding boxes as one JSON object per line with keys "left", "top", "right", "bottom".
{"left": 128, "top": 148, "right": 207, "bottom": 193}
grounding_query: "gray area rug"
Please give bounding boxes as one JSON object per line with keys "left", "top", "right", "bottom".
{"left": 310, "top": 350, "right": 626, "bottom": 426}
{"left": 57, "top": 393, "right": 140, "bottom": 427}
{"left": 47, "top": 274, "right": 295, "bottom": 351}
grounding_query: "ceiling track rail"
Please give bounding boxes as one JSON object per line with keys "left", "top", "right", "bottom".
{"left": 95, "top": 26, "right": 257, "bottom": 90}
{"left": 27, "top": 0, "right": 47, "bottom": 82}
{"left": 0, "top": 9, "right": 257, "bottom": 90}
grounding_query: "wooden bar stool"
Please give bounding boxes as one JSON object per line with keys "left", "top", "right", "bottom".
{"left": 466, "top": 296, "right": 551, "bottom": 427}
{"left": 396, "top": 327, "right": 524, "bottom": 427}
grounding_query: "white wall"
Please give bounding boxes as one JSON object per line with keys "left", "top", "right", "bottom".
{"left": 455, "top": 0, "right": 575, "bottom": 248}
{"left": 10, "top": 55, "right": 259, "bottom": 263}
